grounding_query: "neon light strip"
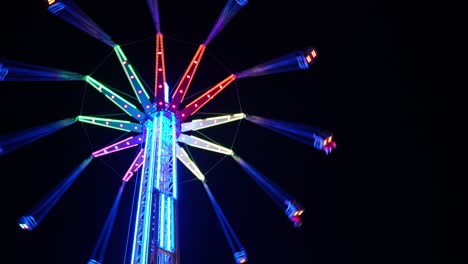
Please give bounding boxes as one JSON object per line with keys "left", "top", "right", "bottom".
{"left": 164, "top": 82, "right": 169, "bottom": 103}
{"left": 77, "top": 115, "right": 142, "bottom": 133}
{"left": 114, "top": 45, "right": 128, "bottom": 61}
{"left": 177, "top": 74, "right": 236, "bottom": 121}
{"left": 141, "top": 119, "right": 157, "bottom": 264}
{"left": 172, "top": 114, "right": 178, "bottom": 199}
{"left": 114, "top": 45, "right": 153, "bottom": 112}
{"left": 122, "top": 149, "right": 145, "bottom": 182}
{"left": 178, "top": 134, "right": 233, "bottom": 155}
{"left": 155, "top": 33, "right": 167, "bottom": 109}
{"left": 128, "top": 65, "right": 152, "bottom": 101}
{"left": 84, "top": 76, "right": 145, "bottom": 122}
{"left": 167, "top": 195, "right": 172, "bottom": 251}
{"left": 181, "top": 113, "right": 245, "bottom": 132}
{"left": 169, "top": 44, "right": 206, "bottom": 110}
{"left": 155, "top": 113, "right": 164, "bottom": 189}
{"left": 130, "top": 125, "right": 152, "bottom": 263}
{"left": 92, "top": 136, "right": 143, "bottom": 157}
{"left": 159, "top": 193, "right": 166, "bottom": 249}
{"left": 175, "top": 145, "right": 205, "bottom": 181}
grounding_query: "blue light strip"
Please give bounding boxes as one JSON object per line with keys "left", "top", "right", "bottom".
{"left": 141, "top": 118, "right": 158, "bottom": 264}
{"left": 129, "top": 111, "right": 177, "bottom": 261}
{"left": 156, "top": 112, "right": 164, "bottom": 189}
{"left": 172, "top": 114, "right": 178, "bottom": 199}
{"left": 129, "top": 172, "right": 143, "bottom": 263}
{"left": 166, "top": 195, "right": 171, "bottom": 250}
{"left": 113, "top": 45, "right": 153, "bottom": 112}
{"left": 170, "top": 197, "right": 175, "bottom": 251}
{"left": 159, "top": 193, "right": 166, "bottom": 249}
{"left": 130, "top": 122, "right": 152, "bottom": 263}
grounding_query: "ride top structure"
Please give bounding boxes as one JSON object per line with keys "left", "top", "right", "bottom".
{"left": 2, "top": 0, "right": 336, "bottom": 263}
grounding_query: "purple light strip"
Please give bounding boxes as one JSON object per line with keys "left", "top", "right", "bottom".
{"left": 122, "top": 149, "right": 145, "bottom": 182}
{"left": 92, "top": 136, "right": 144, "bottom": 157}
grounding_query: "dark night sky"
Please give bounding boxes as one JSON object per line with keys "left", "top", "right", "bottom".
{"left": 1, "top": 0, "right": 431, "bottom": 264}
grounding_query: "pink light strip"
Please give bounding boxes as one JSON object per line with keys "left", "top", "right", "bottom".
{"left": 92, "top": 136, "right": 144, "bottom": 157}
{"left": 122, "top": 149, "right": 145, "bottom": 182}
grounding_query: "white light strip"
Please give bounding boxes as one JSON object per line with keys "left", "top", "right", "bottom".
{"left": 180, "top": 113, "right": 245, "bottom": 132}
{"left": 178, "top": 134, "right": 233, "bottom": 155}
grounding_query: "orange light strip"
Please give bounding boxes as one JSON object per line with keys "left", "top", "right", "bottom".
{"left": 155, "top": 33, "right": 167, "bottom": 109}
{"left": 170, "top": 44, "right": 206, "bottom": 111}
{"left": 177, "top": 74, "right": 236, "bottom": 121}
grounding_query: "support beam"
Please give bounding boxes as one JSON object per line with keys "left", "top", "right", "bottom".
{"left": 175, "top": 145, "right": 205, "bottom": 181}
{"left": 84, "top": 76, "right": 146, "bottom": 122}
{"left": 169, "top": 44, "right": 206, "bottom": 111}
{"left": 122, "top": 149, "right": 145, "bottom": 182}
{"left": 155, "top": 33, "right": 168, "bottom": 110}
{"left": 177, "top": 74, "right": 236, "bottom": 121}
{"left": 114, "top": 45, "right": 154, "bottom": 113}
{"left": 77, "top": 115, "right": 142, "bottom": 133}
{"left": 181, "top": 113, "right": 245, "bottom": 132}
{"left": 178, "top": 134, "right": 233, "bottom": 155}
{"left": 130, "top": 111, "right": 178, "bottom": 264}
{"left": 92, "top": 136, "right": 144, "bottom": 158}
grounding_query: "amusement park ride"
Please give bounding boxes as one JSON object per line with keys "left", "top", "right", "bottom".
{"left": 1, "top": 0, "right": 336, "bottom": 263}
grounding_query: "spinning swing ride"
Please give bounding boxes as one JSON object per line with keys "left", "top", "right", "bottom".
{"left": 1, "top": 0, "right": 336, "bottom": 263}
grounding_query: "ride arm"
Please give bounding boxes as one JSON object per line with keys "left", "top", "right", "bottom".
{"left": 155, "top": 33, "right": 167, "bottom": 109}
{"left": 84, "top": 76, "right": 146, "bottom": 122}
{"left": 92, "top": 135, "right": 145, "bottom": 158}
{"left": 114, "top": 45, "right": 154, "bottom": 113}
{"left": 175, "top": 144, "right": 205, "bottom": 181}
{"left": 177, "top": 134, "right": 233, "bottom": 155}
{"left": 169, "top": 44, "right": 206, "bottom": 110}
{"left": 122, "top": 148, "right": 145, "bottom": 182}
{"left": 77, "top": 116, "right": 142, "bottom": 133}
{"left": 181, "top": 113, "right": 245, "bottom": 132}
{"left": 177, "top": 74, "right": 236, "bottom": 121}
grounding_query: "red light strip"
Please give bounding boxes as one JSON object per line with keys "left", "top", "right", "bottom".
{"left": 177, "top": 74, "right": 236, "bottom": 121}
{"left": 155, "top": 33, "right": 167, "bottom": 109}
{"left": 170, "top": 44, "right": 206, "bottom": 111}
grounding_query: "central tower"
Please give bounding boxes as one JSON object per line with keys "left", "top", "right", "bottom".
{"left": 131, "top": 31, "right": 179, "bottom": 264}
{"left": 131, "top": 110, "right": 179, "bottom": 264}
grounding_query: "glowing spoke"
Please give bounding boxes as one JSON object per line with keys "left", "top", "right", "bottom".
{"left": 169, "top": 44, "right": 206, "bottom": 110}
{"left": 181, "top": 113, "right": 245, "bottom": 132}
{"left": 114, "top": 45, "right": 154, "bottom": 113}
{"left": 92, "top": 136, "right": 145, "bottom": 158}
{"left": 84, "top": 76, "right": 146, "bottom": 122}
{"left": 155, "top": 33, "right": 168, "bottom": 109}
{"left": 122, "top": 149, "right": 145, "bottom": 182}
{"left": 177, "top": 74, "right": 236, "bottom": 121}
{"left": 77, "top": 115, "right": 142, "bottom": 133}
{"left": 178, "top": 134, "right": 233, "bottom": 155}
{"left": 175, "top": 144, "right": 205, "bottom": 181}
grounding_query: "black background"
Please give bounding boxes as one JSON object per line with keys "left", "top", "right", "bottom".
{"left": 1, "top": 0, "right": 431, "bottom": 264}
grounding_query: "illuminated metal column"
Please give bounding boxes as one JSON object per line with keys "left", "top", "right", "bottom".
{"left": 130, "top": 111, "right": 178, "bottom": 264}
